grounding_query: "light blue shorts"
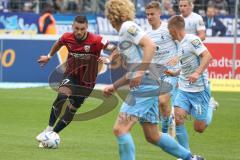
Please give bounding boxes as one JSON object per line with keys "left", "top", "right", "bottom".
{"left": 161, "top": 75, "right": 178, "bottom": 105}
{"left": 120, "top": 85, "right": 159, "bottom": 124}
{"left": 174, "top": 88, "right": 210, "bottom": 121}
{"left": 161, "top": 76, "right": 178, "bottom": 96}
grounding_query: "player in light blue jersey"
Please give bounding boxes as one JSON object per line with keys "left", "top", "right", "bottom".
{"left": 103, "top": 0, "right": 204, "bottom": 160}
{"left": 145, "top": 1, "right": 179, "bottom": 136}
{"left": 167, "top": 16, "right": 213, "bottom": 158}
{"left": 179, "top": 0, "right": 219, "bottom": 111}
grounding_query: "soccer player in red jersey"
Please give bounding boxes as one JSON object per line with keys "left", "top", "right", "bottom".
{"left": 36, "top": 15, "right": 114, "bottom": 147}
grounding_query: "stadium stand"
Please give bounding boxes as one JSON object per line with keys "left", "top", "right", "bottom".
{"left": 0, "top": 0, "right": 238, "bottom": 16}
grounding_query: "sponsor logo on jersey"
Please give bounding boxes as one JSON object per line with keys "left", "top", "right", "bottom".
{"left": 127, "top": 26, "right": 138, "bottom": 36}
{"left": 84, "top": 45, "right": 91, "bottom": 52}
{"left": 191, "top": 39, "right": 202, "bottom": 49}
{"left": 101, "top": 38, "right": 109, "bottom": 45}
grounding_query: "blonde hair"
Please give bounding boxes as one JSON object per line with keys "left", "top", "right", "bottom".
{"left": 105, "top": 0, "right": 135, "bottom": 24}
{"left": 168, "top": 15, "right": 185, "bottom": 29}
{"left": 179, "top": 0, "right": 194, "bottom": 7}
{"left": 145, "top": 1, "right": 161, "bottom": 10}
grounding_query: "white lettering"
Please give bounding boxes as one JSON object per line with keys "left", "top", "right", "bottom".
{"left": 209, "top": 57, "right": 240, "bottom": 68}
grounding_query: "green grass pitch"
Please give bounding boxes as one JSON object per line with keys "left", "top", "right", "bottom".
{"left": 0, "top": 87, "right": 240, "bottom": 160}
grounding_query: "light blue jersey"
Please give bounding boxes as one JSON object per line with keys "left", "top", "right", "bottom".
{"left": 146, "top": 22, "right": 179, "bottom": 97}
{"left": 118, "top": 21, "right": 159, "bottom": 124}
{"left": 118, "top": 21, "right": 145, "bottom": 64}
{"left": 181, "top": 12, "right": 206, "bottom": 35}
{"left": 178, "top": 34, "right": 209, "bottom": 92}
{"left": 118, "top": 21, "right": 159, "bottom": 91}
{"left": 174, "top": 34, "right": 211, "bottom": 121}
{"left": 146, "top": 22, "right": 180, "bottom": 72}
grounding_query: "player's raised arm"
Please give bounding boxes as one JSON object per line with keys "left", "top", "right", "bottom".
{"left": 187, "top": 35, "right": 213, "bottom": 83}
{"left": 188, "top": 50, "right": 212, "bottom": 83}
{"left": 38, "top": 40, "right": 63, "bottom": 67}
{"left": 98, "top": 43, "right": 119, "bottom": 64}
{"left": 103, "top": 75, "right": 129, "bottom": 97}
{"left": 196, "top": 50, "right": 212, "bottom": 74}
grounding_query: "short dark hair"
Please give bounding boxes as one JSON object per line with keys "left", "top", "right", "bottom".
{"left": 74, "top": 16, "right": 88, "bottom": 24}
{"left": 168, "top": 15, "right": 185, "bottom": 29}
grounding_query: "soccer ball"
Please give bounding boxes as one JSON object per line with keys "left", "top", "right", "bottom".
{"left": 41, "top": 131, "right": 60, "bottom": 149}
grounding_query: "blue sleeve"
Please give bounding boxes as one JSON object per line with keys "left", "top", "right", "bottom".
{"left": 216, "top": 18, "right": 226, "bottom": 37}
{"left": 203, "top": 17, "right": 208, "bottom": 28}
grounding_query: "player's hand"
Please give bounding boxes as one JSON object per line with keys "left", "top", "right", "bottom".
{"left": 129, "top": 71, "right": 144, "bottom": 88}
{"left": 103, "top": 84, "right": 116, "bottom": 97}
{"left": 188, "top": 72, "right": 200, "bottom": 83}
{"left": 164, "top": 70, "right": 175, "bottom": 76}
{"left": 164, "top": 69, "right": 180, "bottom": 77}
{"left": 166, "top": 57, "right": 179, "bottom": 66}
{"left": 98, "top": 57, "right": 110, "bottom": 64}
{"left": 38, "top": 55, "right": 50, "bottom": 67}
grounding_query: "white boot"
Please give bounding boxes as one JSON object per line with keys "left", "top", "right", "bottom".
{"left": 36, "top": 126, "right": 53, "bottom": 142}
{"left": 209, "top": 97, "right": 219, "bottom": 111}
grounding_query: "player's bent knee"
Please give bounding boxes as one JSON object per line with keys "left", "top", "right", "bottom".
{"left": 145, "top": 134, "right": 159, "bottom": 144}
{"left": 160, "top": 106, "right": 170, "bottom": 117}
{"left": 69, "top": 95, "right": 85, "bottom": 109}
{"left": 175, "top": 114, "right": 186, "bottom": 126}
{"left": 174, "top": 107, "right": 186, "bottom": 126}
{"left": 113, "top": 126, "right": 126, "bottom": 136}
{"left": 57, "top": 93, "right": 68, "bottom": 101}
{"left": 159, "top": 100, "right": 166, "bottom": 107}
{"left": 113, "top": 126, "right": 119, "bottom": 136}
{"left": 58, "top": 86, "right": 72, "bottom": 96}
{"left": 194, "top": 127, "right": 205, "bottom": 133}
{"left": 159, "top": 101, "right": 168, "bottom": 108}
{"left": 113, "top": 122, "right": 132, "bottom": 136}
{"left": 53, "top": 93, "right": 68, "bottom": 108}
{"left": 194, "top": 121, "right": 207, "bottom": 133}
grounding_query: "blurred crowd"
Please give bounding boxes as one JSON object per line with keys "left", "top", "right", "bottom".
{"left": 0, "top": 0, "right": 107, "bottom": 13}
{"left": 136, "top": 0, "right": 238, "bottom": 16}
{"left": 0, "top": 0, "right": 239, "bottom": 16}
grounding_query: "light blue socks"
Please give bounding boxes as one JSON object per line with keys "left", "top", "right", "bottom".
{"left": 206, "top": 105, "right": 213, "bottom": 126}
{"left": 117, "top": 133, "right": 135, "bottom": 160}
{"left": 176, "top": 124, "right": 190, "bottom": 150}
{"left": 157, "top": 133, "right": 191, "bottom": 159}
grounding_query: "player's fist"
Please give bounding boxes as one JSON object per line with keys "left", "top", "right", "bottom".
{"left": 166, "top": 57, "right": 179, "bottom": 66}
{"left": 188, "top": 72, "right": 200, "bottom": 83}
{"left": 164, "top": 70, "right": 180, "bottom": 77}
{"left": 164, "top": 70, "right": 175, "bottom": 76}
{"left": 103, "top": 84, "right": 115, "bottom": 97}
{"left": 129, "top": 71, "right": 144, "bottom": 88}
{"left": 38, "top": 55, "right": 50, "bottom": 67}
{"left": 98, "top": 57, "right": 110, "bottom": 64}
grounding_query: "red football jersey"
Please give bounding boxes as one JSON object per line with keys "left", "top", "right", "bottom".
{"left": 59, "top": 32, "right": 108, "bottom": 88}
